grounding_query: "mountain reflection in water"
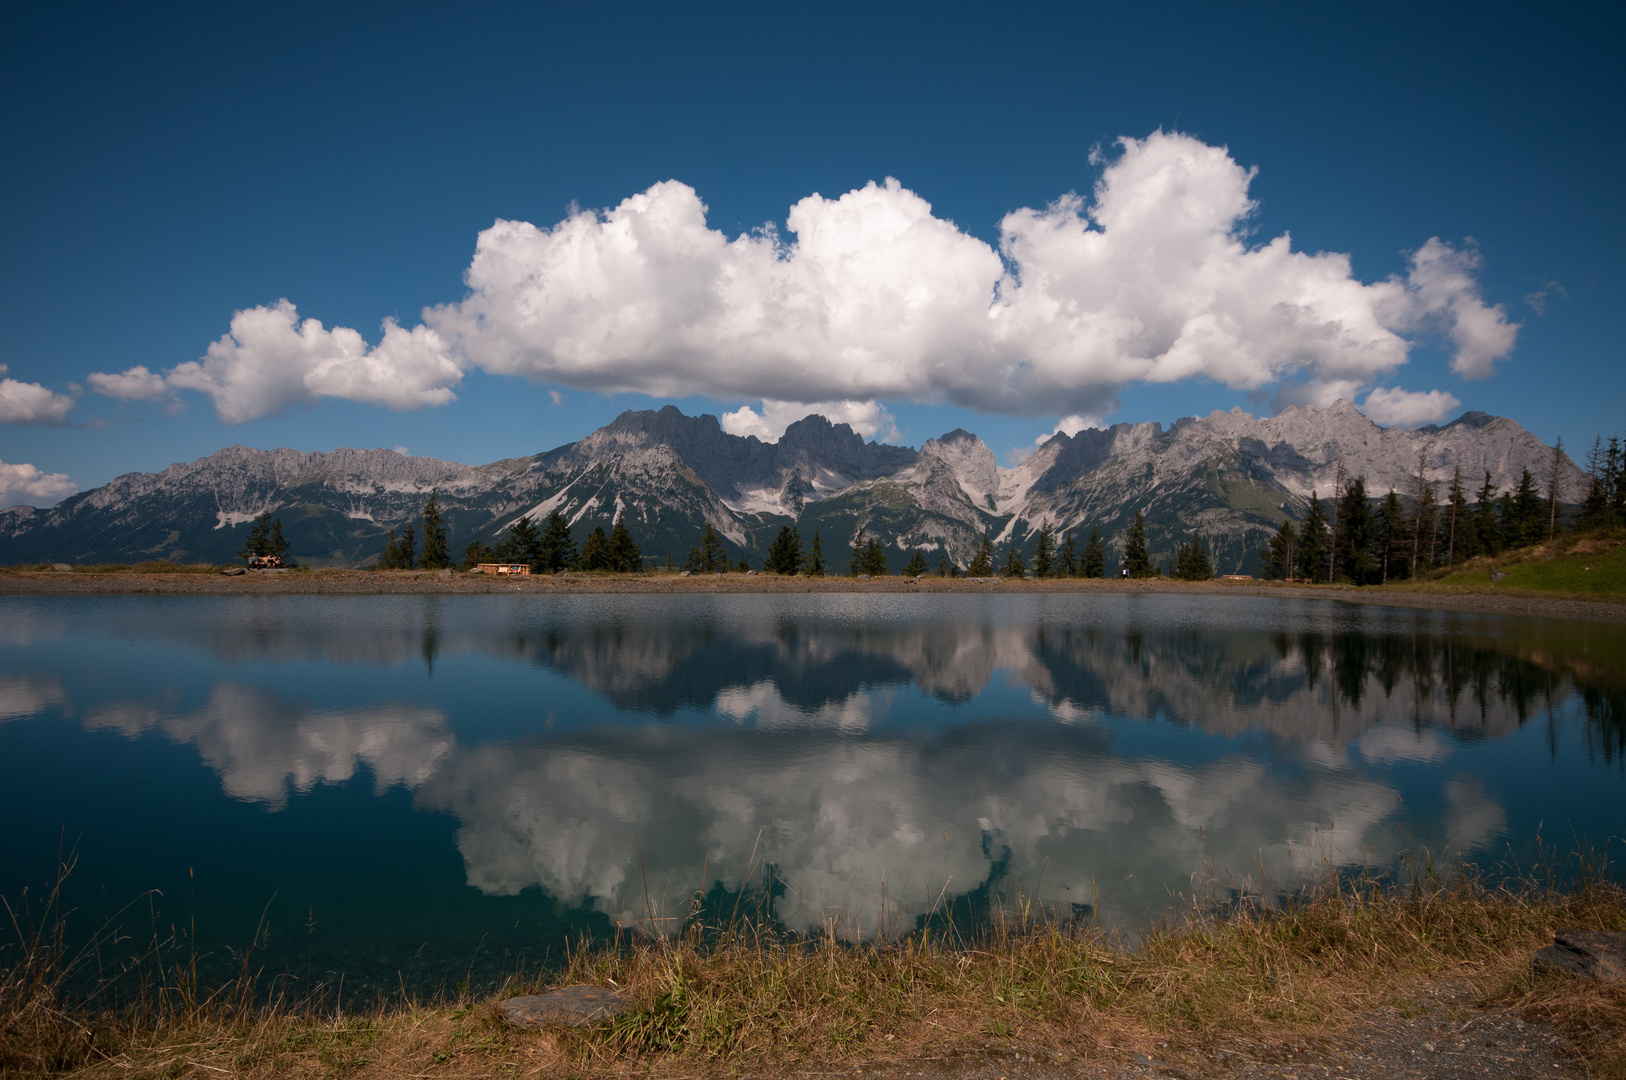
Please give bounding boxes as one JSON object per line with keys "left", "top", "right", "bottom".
{"left": 1, "top": 594, "right": 1621, "bottom": 955}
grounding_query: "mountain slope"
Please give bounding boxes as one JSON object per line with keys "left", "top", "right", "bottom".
{"left": 0, "top": 402, "right": 1582, "bottom": 572}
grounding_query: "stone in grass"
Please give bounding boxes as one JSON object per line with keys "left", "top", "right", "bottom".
{"left": 1534, "top": 929, "right": 1626, "bottom": 982}
{"left": 500, "top": 985, "right": 629, "bottom": 1030}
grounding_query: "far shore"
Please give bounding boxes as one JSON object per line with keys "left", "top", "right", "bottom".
{"left": 3, "top": 567, "right": 1623, "bottom": 623}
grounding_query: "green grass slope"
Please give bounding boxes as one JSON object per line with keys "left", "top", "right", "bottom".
{"left": 1423, "top": 532, "right": 1626, "bottom": 598}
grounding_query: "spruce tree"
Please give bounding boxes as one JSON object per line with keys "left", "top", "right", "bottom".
{"left": 937, "top": 550, "right": 949, "bottom": 577}
{"left": 808, "top": 528, "right": 826, "bottom": 576}
{"left": 1582, "top": 438, "right": 1610, "bottom": 529}
{"left": 1473, "top": 471, "right": 1502, "bottom": 556}
{"left": 858, "top": 536, "right": 889, "bottom": 576}
{"left": 539, "top": 511, "right": 577, "bottom": 572}
{"left": 578, "top": 526, "right": 610, "bottom": 570}
{"left": 1297, "top": 493, "right": 1329, "bottom": 583}
{"left": 379, "top": 523, "right": 417, "bottom": 570}
{"left": 1081, "top": 526, "right": 1106, "bottom": 578}
{"left": 902, "top": 548, "right": 930, "bottom": 576}
{"left": 462, "top": 539, "right": 499, "bottom": 570}
{"left": 1122, "top": 512, "right": 1154, "bottom": 578}
{"left": 1000, "top": 543, "right": 1026, "bottom": 578}
{"left": 688, "top": 522, "right": 727, "bottom": 573}
{"left": 239, "top": 512, "right": 289, "bottom": 561}
{"left": 507, "top": 516, "right": 542, "bottom": 571}
{"left": 1335, "top": 477, "right": 1375, "bottom": 584}
{"left": 1261, "top": 519, "right": 1297, "bottom": 581}
{"left": 1509, "top": 468, "right": 1544, "bottom": 548}
{"left": 267, "top": 518, "right": 289, "bottom": 559}
{"left": 419, "top": 489, "right": 450, "bottom": 569}
{"left": 1032, "top": 520, "right": 1055, "bottom": 578}
{"left": 608, "top": 514, "right": 642, "bottom": 572}
{"left": 966, "top": 530, "right": 995, "bottom": 577}
{"left": 764, "top": 525, "right": 804, "bottom": 574}
{"left": 1378, "top": 489, "right": 1409, "bottom": 583}
{"left": 1444, "top": 467, "right": 1471, "bottom": 565}
{"left": 1173, "top": 538, "right": 1212, "bottom": 581}
{"left": 1056, "top": 531, "right": 1079, "bottom": 577}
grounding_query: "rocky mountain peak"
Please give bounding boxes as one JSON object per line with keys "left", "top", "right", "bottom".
{"left": 920, "top": 429, "right": 999, "bottom": 503}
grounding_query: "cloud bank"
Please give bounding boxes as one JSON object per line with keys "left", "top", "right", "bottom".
{"left": 98, "top": 132, "right": 1515, "bottom": 428}
{"left": 0, "top": 459, "right": 77, "bottom": 508}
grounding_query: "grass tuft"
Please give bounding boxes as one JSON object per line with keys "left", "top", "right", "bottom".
{"left": 4, "top": 858, "right": 1625, "bottom": 1077}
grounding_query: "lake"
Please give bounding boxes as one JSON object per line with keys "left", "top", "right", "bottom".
{"left": 1, "top": 593, "right": 1621, "bottom": 1000}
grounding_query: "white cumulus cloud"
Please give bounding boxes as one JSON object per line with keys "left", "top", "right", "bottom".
{"left": 1360, "top": 386, "right": 1462, "bottom": 428}
{"left": 171, "top": 131, "right": 1517, "bottom": 425}
{"left": 92, "top": 300, "right": 466, "bottom": 424}
{"left": 0, "top": 365, "right": 75, "bottom": 425}
{"left": 0, "top": 459, "right": 77, "bottom": 508}
{"left": 87, "top": 364, "right": 169, "bottom": 402}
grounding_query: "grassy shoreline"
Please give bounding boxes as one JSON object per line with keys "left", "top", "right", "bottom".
{"left": 6, "top": 867, "right": 1626, "bottom": 1078}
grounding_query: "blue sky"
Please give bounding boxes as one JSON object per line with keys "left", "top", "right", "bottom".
{"left": 2, "top": 1, "right": 1621, "bottom": 504}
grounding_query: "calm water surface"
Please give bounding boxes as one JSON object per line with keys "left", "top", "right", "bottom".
{"left": 1, "top": 593, "right": 1622, "bottom": 997}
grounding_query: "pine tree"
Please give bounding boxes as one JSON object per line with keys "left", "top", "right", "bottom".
{"left": 1298, "top": 492, "right": 1329, "bottom": 583}
{"left": 1081, "top": 526, "right": 1106, "bottom": 578}
{"left": 1000, "top": 543, "right": 1026, "bottom": 578}
{"left": 1056, "top": 531, "right": 1079, "bottom": 577}
{"left": 539, "top": 511, "right": 577, "bottom": 572}
{"left": 608, "top": 514, "right": 642, "bottom": 572}
{"left": 808, "top": 528, "right": 826, "bottom": 577}
{"left": 1032, "top": 520, "right": 1055, "bottom": 578}
{"left": 1122, "top": 512, "right": 1154, "bottom": 578}
{"left": 966, "top": 530, "right": 995, "bottom": 577}
{"left": 764, "top": 525, "right": 804, "bottom": 574}
{"left": 849, "top": 525, "right": 867, "bottom": 576}
{"left": 937, "top": 550, "right": 949, "bottom": 577}
{"left": 902, "top": 548, "right": 930, "bottom": 576}
{"left": 1261, "top": 519, "right": 1297, "bottom": 581}
{"left": 1173, "top": 538, "right": 1213, "bottom": 581}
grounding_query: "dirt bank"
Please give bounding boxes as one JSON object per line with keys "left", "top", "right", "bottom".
{"left": 3, "top": 568, "right": 1623, "bottom": 622}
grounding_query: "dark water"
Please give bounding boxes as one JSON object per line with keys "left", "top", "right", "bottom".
{"left": 1, "top": 593, "right": 1622, "bottom": 999}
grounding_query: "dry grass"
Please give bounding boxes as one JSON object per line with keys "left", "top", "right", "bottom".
{"left": 5, "top": 859, "right": 1626, "bottom": 1079}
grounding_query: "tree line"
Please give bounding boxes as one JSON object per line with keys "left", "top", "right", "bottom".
{"left": 723, "top": 512, "right": 1216, "bottom": 580}
{"left": 1259, "top": 435, "right": 1624, "bottom": 584}
{"left": 460, "top": 507, "right": 643, "bottom": 573}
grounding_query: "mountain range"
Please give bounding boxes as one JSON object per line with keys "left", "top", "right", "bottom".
{"left": 0, "top": 401, "right": 1583, "bottom": 573}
